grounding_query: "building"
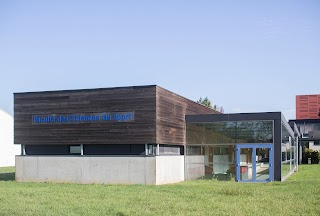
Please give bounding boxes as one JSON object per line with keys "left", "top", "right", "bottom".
{"left": 185, "top": 113, "right": 299, "bottom": 182}
{"left": 290, "top": 94, "right": 320, "bottom": 152}
{"left": 14, "top": 85, "right": 299, "bottom": 184}
{"left": 289, "top": 119, "right": 320, "bottom": 152}
{"left": 296, "top": 94, "right": 320, "bottom": 119}
{"left": 0, "top": 109, "right": 20, "bottom": 167}
{"left": 14, "top": 85, "right": 217, "bottom": 185}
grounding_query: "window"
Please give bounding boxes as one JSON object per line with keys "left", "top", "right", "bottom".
{"left": 160, "top": 145, "right": 181, "bottom": 155}
{"left": 70, "top": 145, "right": 81, "bottom": 155}
{"left": 147, "top": 144, "right": 155, "bottom": 156}
{"left": 281, "top": 123, "right": 297, "bottom": 180}
{"left": 187, "top": 146, "right": 201, "bottom": 155}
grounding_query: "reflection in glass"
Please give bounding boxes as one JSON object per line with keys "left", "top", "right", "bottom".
{"left": 281, "top": 122, "right": 297, "bottom": 179}
{"left": 185, "top": 145, "right": 235, "bottom": 181}
{"left": 187, "top": 121, "right": 273, "bottom": 145}
{"left": 256, "top": 148, "right": 270, "bottom": 181}
{"left": 239, "top": 148, "right": 253, "bottom": 181}
{"left": 282, "top": 161, "right": 291, "bottom": 177}
{"left": 295, "top": 122, "right": 320, "bottom": 136}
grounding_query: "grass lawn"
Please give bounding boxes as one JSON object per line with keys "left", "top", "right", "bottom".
{"left": 0, "top": 165, "right": 320, "bottom": 216}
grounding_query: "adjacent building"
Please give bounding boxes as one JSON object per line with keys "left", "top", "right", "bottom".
{"left": 289, "top": 119, "right": 320, "bottom": 152}
{"left": 289, "top": 94, "right": 320, "bottom": 152}
{"left": 14, "top": 85, "right": 299, "bottom": 184}
{"left": 0, "top": 109, "right": 20, "bottom": 167}
{"left": 296, "top": 94, "right": 320, "bottom": 119}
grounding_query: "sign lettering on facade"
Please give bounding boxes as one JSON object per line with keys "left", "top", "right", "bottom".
{"left": 32, "top": 112, "right": 135, "bottom": 124}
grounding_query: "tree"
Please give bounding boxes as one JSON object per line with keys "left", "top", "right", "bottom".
{"left": 197, "top": 97, "right": 224, "bottom": 113}
{"left": 197, "top": 97, "right": 212, "bottom": 108}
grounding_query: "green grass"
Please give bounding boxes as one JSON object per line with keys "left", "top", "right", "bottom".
{"left": 0, "top": 165, "right": 320, "bottom": 216}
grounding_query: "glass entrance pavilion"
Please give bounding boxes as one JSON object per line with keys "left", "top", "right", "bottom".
{"left": 185, "top": 112, "right": 299, "bottom": 182}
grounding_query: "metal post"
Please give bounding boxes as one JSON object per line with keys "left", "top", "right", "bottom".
{"left": 289, "top": 136, "right": 292, "bottom": 172}
{"left": 21, "top": 144, "right": 26, "bottom": 156}
{"left": 81, "top": 144, "right": 84, "bottom": 156}
{"left": 156, "top": 144, "right": 160, "bottom": 156}
{"left": 145, "top": 144, "right": 148, "bottom": 156}
{"left": 296, "top": 137, "right": 299, "bottom": 171}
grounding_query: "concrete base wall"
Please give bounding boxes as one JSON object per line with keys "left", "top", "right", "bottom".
{"left": 16, "top": 156, "right": 156, "bottom": 185}
{"left": 156, "top": 155, "right": 184, "bottom": 185}
{"left": 16, "top": 155, "right": 185, "bottom": 185}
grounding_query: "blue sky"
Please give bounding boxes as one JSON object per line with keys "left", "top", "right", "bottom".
{"left": 0, "top": 1, "right": 319, "bottom": 120}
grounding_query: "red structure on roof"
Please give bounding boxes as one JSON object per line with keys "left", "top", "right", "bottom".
{"left": 296, "top": 94, "right": 320, "bottom": 119}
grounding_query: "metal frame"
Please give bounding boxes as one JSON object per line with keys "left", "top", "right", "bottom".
{"left": 236, "top": 144, "right": 273, "bottom": 182}
{"left": 185, "top": 112, "right": 299, "bottom": 181}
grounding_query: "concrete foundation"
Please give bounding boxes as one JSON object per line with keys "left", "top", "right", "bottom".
{"left": 15, "top": 155, "right": 185, "bottom": 185}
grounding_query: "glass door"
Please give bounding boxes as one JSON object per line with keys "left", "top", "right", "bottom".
{"left": 236, "top": 144, "right": 273, "bottom": 182}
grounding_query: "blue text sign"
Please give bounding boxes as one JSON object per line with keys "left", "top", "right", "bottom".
{"left": 32, "top": 112, "right": 135, "bottom": 124}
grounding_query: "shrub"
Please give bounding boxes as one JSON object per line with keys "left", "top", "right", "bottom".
{"left": 311, "top": 151, "right": 320, "bottom": 164}
{"left": 302, "top": 148, "right": 320, "bottom": 164}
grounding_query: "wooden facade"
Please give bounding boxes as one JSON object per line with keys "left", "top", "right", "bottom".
{"left": 14, "top": 85, "right": 218, "bottom": 145}
{"left": 156, "top": 86, "right": 218, "bottom": 145}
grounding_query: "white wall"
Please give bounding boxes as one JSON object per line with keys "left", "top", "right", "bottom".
{"left": 0, "top": 109, "right": 20, "bottom": 167}
{"left": 309, "top": 141, "right": 320, "bottom": 151}
{"left": 156, "top": 155, "right": 184, "bottom": 185}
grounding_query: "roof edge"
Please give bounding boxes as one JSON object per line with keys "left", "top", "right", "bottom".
{"left": 14, "top": 84, "right": 157, "bottom": 95}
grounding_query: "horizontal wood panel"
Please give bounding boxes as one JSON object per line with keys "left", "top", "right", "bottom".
{"left": 15, "top": 85, "right": 221, "bottom": 146}
{"left": 15, "top": 86, "right": 157, "bottom": 145}
{"left": 156, "top": 86, "right": 219, "bottom": 145}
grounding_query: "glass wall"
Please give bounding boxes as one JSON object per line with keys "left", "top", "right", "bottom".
{"left": 187, "top": 121, "right": 273, "bottom": 145}
{"left": 185, "top": 120, "right": 274, "bottom": 181}
{"left": 186, "top": 145, "right": 235, "bottom": 181}
{"left": 281, "top": 122, "right": 297, "bottom": 179}
{"left": 295, "top": 122, "right": 320, "bottom": 136}
{"left": 239, "top": 148, "right": 253, "bottom": 181}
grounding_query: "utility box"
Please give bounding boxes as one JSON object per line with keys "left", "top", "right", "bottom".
{"left": 308, "top": 158, "right": 311, "bottom": 164}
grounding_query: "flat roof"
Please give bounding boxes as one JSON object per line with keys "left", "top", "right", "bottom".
{"left": 296, "top": 94, "right": 320, "bottom": 97}
{"left": 14, "top": 84, "right": 157, "bottom": 95}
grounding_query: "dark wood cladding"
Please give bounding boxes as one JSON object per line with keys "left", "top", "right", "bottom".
{"left": 156, "top": 86, "right": 218, "bottom": 145}
{"left": 14, "top": 86, "right": 157, "bottom": 145}
{"left": 14, "top": 85, "right": 219, "bottom": 146}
